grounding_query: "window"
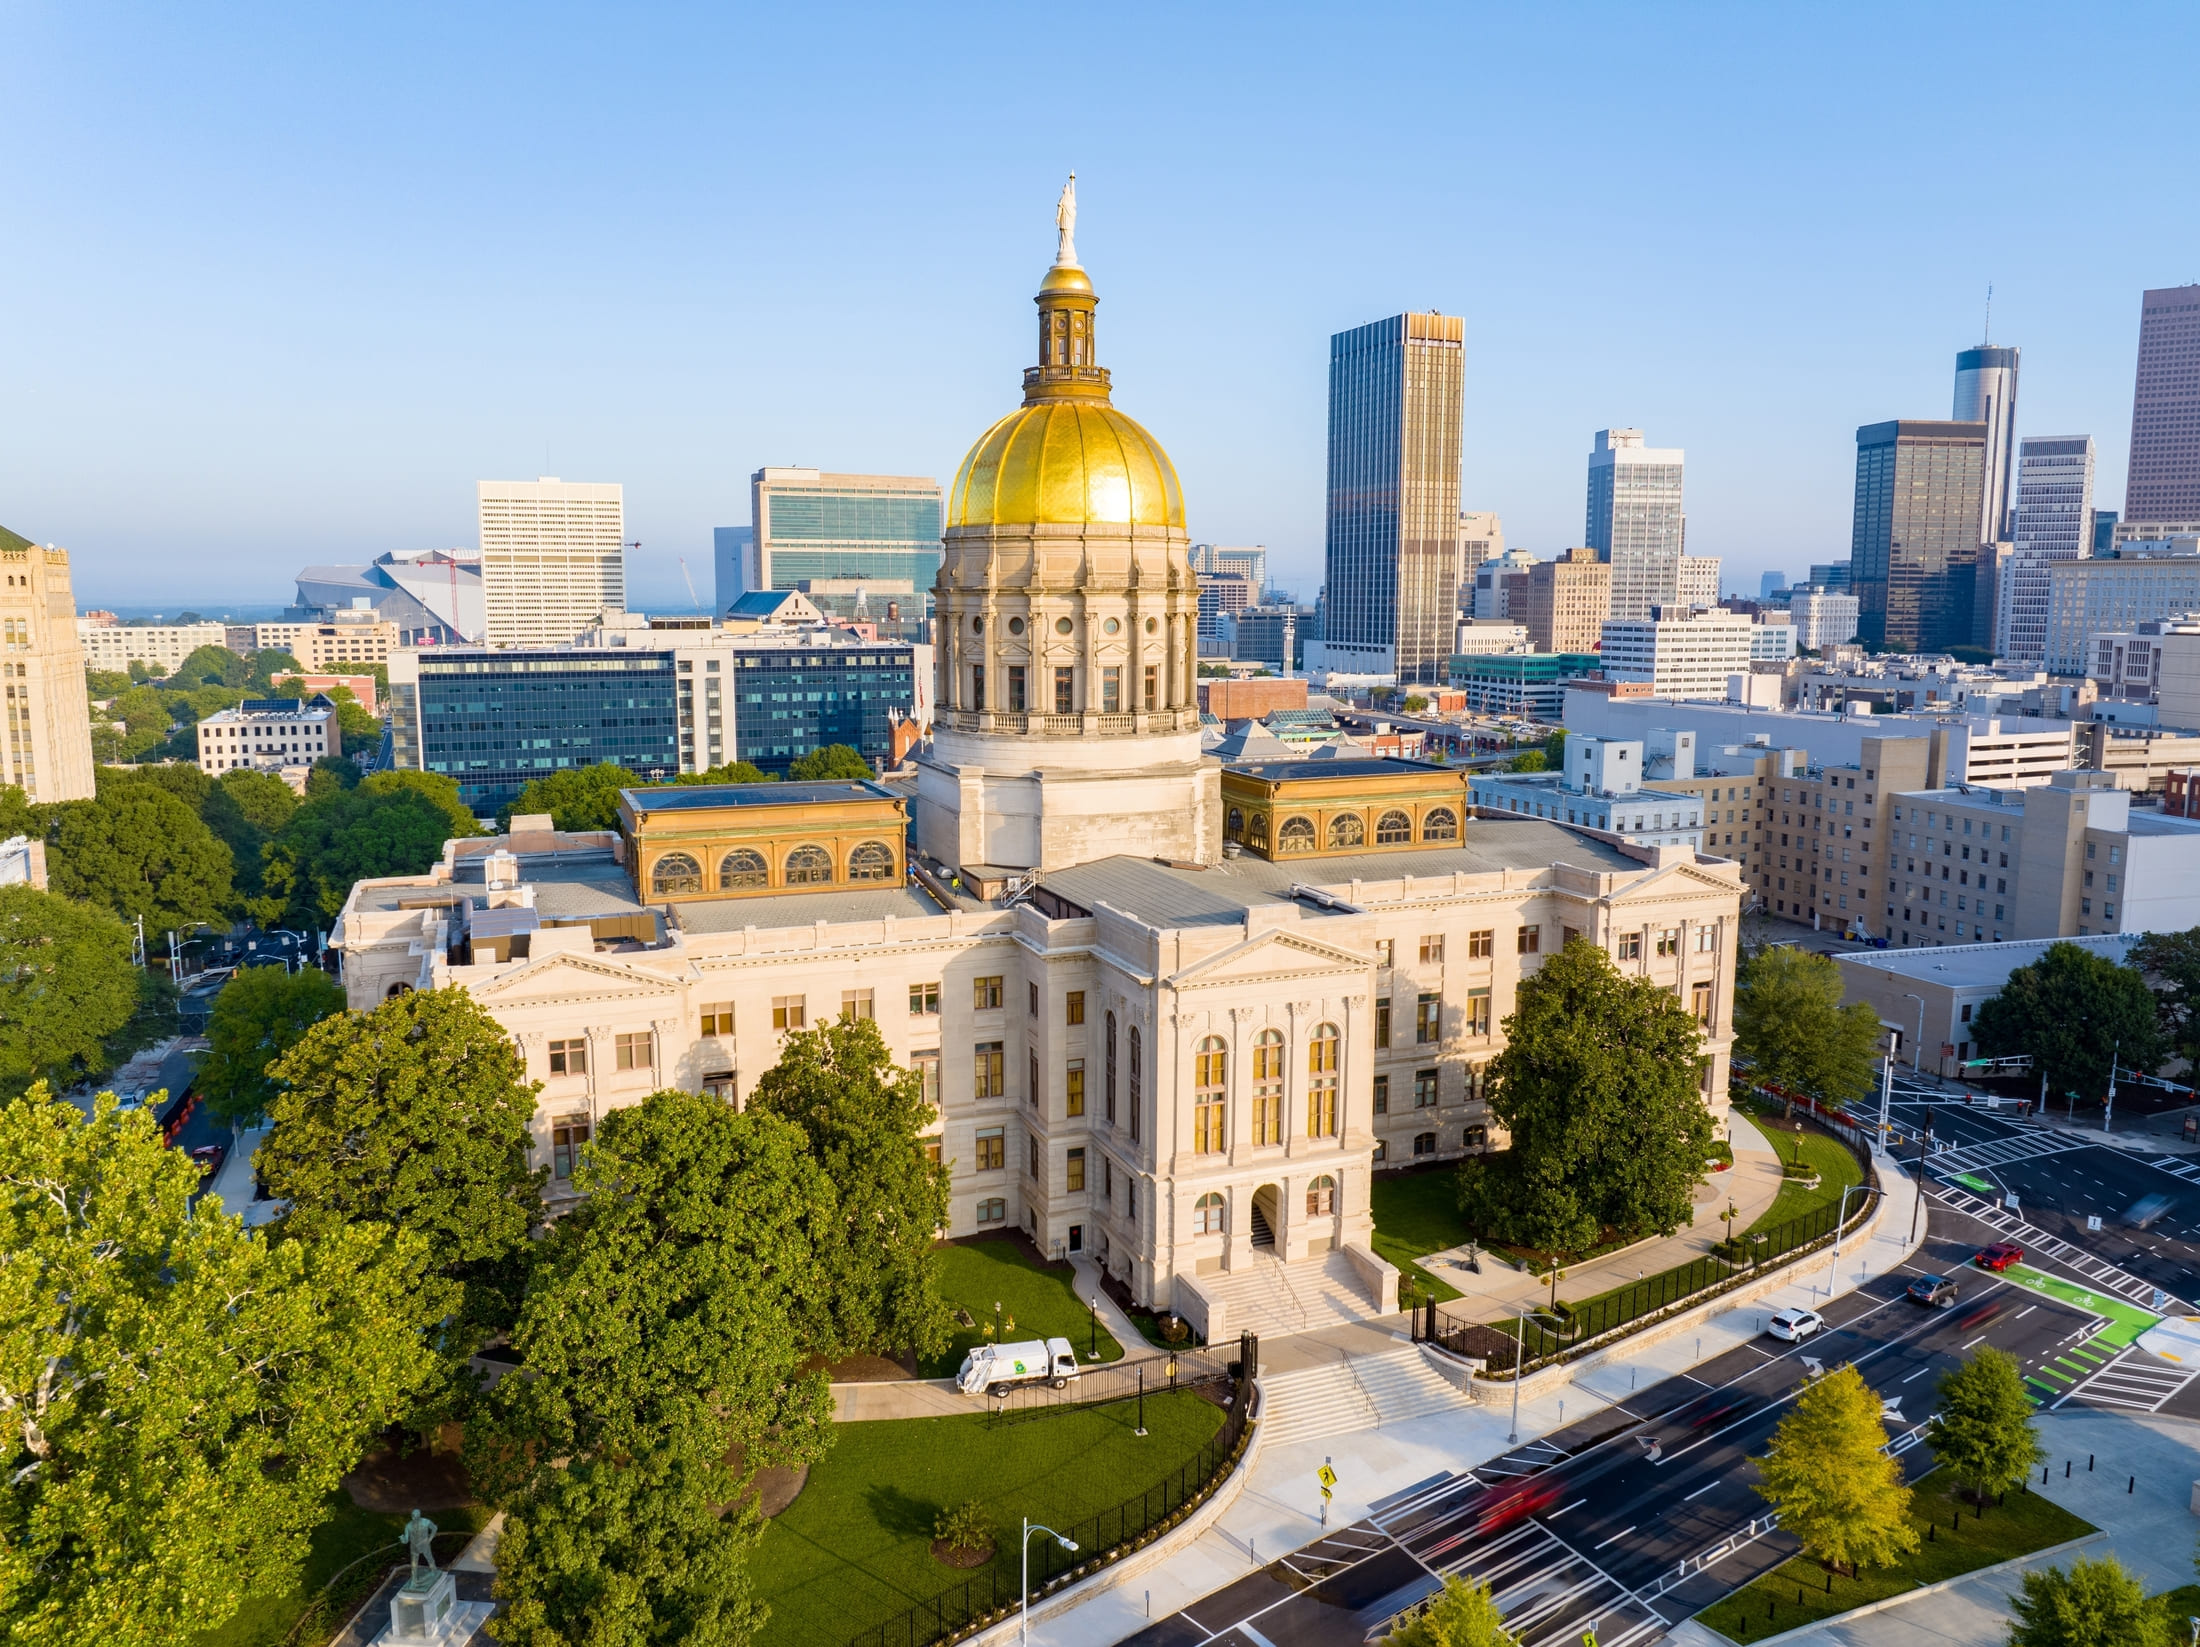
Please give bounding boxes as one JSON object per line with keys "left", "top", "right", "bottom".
{"left": 1375, "top": 998, "right": 1392, "bottom": 1048}
{"left": 922, "top": 1135, "right": 942, "bottom": 1166}
{"left": 784, "top": 844, "right": 833, "bottom": 885}
{"left": 615, "top": 1031, "right": 652, "bottom": 1072}
{"left": 1128, "top": 1026, "right": 1141, "bottom": 1139}
{"left": 1616, "top": 931, "right": 1643, "bottom": 960}
{"left": 1517, "top": 925, "right": 1540, "bottom": 955}
{"left": 1416, "top": 992, "right": 1441, "bottom": 1044}
{"left": 1253, "top": 1029, "right": 1284, "bottom": 1145}
{"left": 841, "top": 989, "right": 874, "bottom": 1021}
{"left": 1007, "top": 666, "right": 1027, "bottom": 711}
{"left": 974, "top": 975, "right": 1003, "bottom": 1010}
{"left": 1025, "top": 1131, "right": 1042, "bottom": 1178}
{"left": 1194, "top": 1192, "right": 1225, "bottom": 1234}
{"left": 548, "top": 1037, "right": 587, "bottom": 1075}
{"left": 698, "top": 1004, "right": 733, "bottom": 1037}
{"left": 1655, "top": 929, "right": 1680, "bottom": 956}
{"left": 977, "top": 1196, "right": 1006, "bottom": 1224}
{"left": 1307, "top": 1175, "right": 1336, "bottom": 1217}
{"left": 1415, "top": 1068, "right": 1439, "bottom": 1109}
{"left": 1376, "top": 810, "right": 1413, "bottom": 845}
{"left": 1277, "top": 815, "right": 1316, "bottom": 854}
{"left": 1691, "top": 980, "right": 1713, "bottom": 1027}
{"left": 1372, "top": 1138, "right": 1389, "bottom": 1163}
{"left": 1065, "top": 990, "right": 1085, "bottom": 1025}
{"left": 974, "top": 1042, "right": 1005, "bottom": 1099}
{"left": 1102, "top": 667, "right": 1122, "bottom": 713}
{"left": 1194, "top": 1036, "right": 1227, "bottom": 1153}
{"left": 1377, "top": 938, "right": 1394, "bottom": 967}
{"left": 551, "top": 1116, "right": 591, "bottom": 1181}
{"left": 1142, "top": 665, "right": 1158, "bottom": 711}
{"left": 1327, "top": 813, "right": 1365, "bottom": 849}
{"left": 1373, "top": 1073, "right": 1389, "bottom": 1114}
{"left": 1066, "top": 1147, "right": 1086, "bottom": 1192}
{"left": 1029, "top": 1050, "right": 1040, "bottom": 1108}
{"left": 1696, "top": 926, "right": 1717, "bottom": 952}
{"left": 1466, "top": 988, "right": 1491, "bottom": 1036}
{"left": 1066, "top": 1059, "right": 1085, "bottom": 1116}
{"left": 702, "top": 1072, "right": 736, "bottom": 1102}
{"left": 651, "top": 852, "right": 702, "bottom": 895}
{"left": 1049, "top": 666, "right": 1074, "bottom": 714}
{"left": 1307, "top": 1023, "right": 1339, "bottom": 1137}
{"left": 719, "top": 848, "right": 768, "bottom": 889}
{"left": 971, "top": 664, "right": 986, "bottom": 708}
{"left": 910, "top": 982, "right": 941, "bottom": 1015}
{"left": 1105, "top": 1011, "right": 1118, "bottom": 1122}
{"left": 913, "top": 1050, "right": 940, "bottom": 1106}
{"left": 847, "top": 841, "right": 895, "bottom": 881}
{"left": 772, "top": 995, "right": 806, "bottom": 1031}
{"left": 1467, "top": 928, "right": 1493, "bottom": 958}
{"left": 975, "top": 1127, "right": 1005, "bottom": 1171}
{"left": 1422, "top": 807, "right": 1459, "bottom": 842}
{"left": 1419, "top": 934, "right": 1445, "bottom": 964}
{"left": 1029, "top": 981, "right": 1040, "bottom": 1017}
{"left": 1413, "top": 1131, "right": 1437, "bottom": 1158}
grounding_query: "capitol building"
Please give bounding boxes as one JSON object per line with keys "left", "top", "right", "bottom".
{"left": 332, "top": 193, "right": 1744, "bottom": 1339}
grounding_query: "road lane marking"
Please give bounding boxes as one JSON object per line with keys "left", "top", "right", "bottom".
{"left": 2016, "top": 1306, "right": 2038, "bottom": 1319}
{"left": 1901, "top": 1367, "right": 1930, "bottom": 1383}
{"left": 1592, "top": 1526, "right": 1636, "bottom": 1550}
{"left": 1683, "top": 1480, "right": 1720, "bottom": 1500}
{"left": 1554, "top": 1499, "right": 1587, "bottom": 1516}
{"left": 1962, "top": 1336, "right": 1988, "bottom": 1349}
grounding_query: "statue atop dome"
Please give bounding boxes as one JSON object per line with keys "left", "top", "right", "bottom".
{"left": 1054, "top": 173, "right": 1077, "bottom": 267}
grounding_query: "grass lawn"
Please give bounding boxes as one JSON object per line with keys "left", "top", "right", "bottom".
{"left": 751, "top": 1391, "right": 1227, "bottom": 1647}
{"left": 920, "top": 1239, "right": 1124, "bottom": 1378}
{"left": 195, "top": 1495, "right": 492, "bottom": 1647}
{"left": 1693, "top": 1471, "right": 2094, "bottom": 1644}
{"left": 1747, "top": 1129, "right": 1864, "bottom": 1233}
{"left": 1370, "top": 1167, "right": 1468, "bottom": 1303}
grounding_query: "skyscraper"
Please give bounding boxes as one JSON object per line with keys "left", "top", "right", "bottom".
{"left": 1321, "top": 312, "right": 1466, "bottom": 682}
{"left": 1851, "top": 420, "right": 1988, "bottom": 653}
{"left": 0, "top": 525, "right": 95, "bottom": 803}
{"left": 478, "top": 478, "right": 627, "bottom": 647}
{"left": 2125, "top": 285, "right": 2200, "bottom": 529}
{"left": 1678, "top": 556, "right": 1722, "bottom": 608}
{"left": 734, "top": 469, "right": 944, "bottom": 611}
{"left": 1457, "top": 512, "right": 1504, "bottom": 597}
{"left": 1995, "top": 436, "right": 2096, "bottom": 662}
{"left": 1953, "top": 345, "right": 2020, "bottom": 542}
{"left": 1760, "top": 570, "right": 1790, "bottom": 599}
{"left": 1190, "top": 544, "right": 1269, "bottom": 593}
{"left": 1585, "top": 428, "right": 1686, "bottom": 621}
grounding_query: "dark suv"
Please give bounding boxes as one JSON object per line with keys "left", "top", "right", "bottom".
{"left": 1907, "top": 1274, "right": 1958, "bottom": 1309}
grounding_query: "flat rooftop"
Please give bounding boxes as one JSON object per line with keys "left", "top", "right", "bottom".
{"left": 620, "top": 780, "right": 896, "bottom": 811}
{"left": 1223, "top": 758, "right": 1445, "bottom": 781}
{"left": 1835, "top": 932, "right": 2140, "bottom": 989}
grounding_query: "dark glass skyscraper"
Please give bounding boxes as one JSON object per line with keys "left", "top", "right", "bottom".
{"left": 2126, "top": 285, "right": 2200, "bottom": 527}
{"left": 1851, "top": 420, "right": 1988, "bottom": 653}
{"left": 1321, "top": 313, "right": 1465, "bottom": 683}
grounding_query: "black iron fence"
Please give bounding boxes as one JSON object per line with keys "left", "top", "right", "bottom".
{"left": 968, "top": 1342, "right": 1237, "bottom": 1427}
{"left": 844, "top": 1333, "right": 1260, "bottom": 1647}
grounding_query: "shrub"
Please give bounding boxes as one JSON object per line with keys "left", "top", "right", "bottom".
{"left": 935, "top": 1500, "right": 994, "bottom": 1554}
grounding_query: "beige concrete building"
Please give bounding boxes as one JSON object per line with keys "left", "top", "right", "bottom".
{"left": 479, "top": 478, "right": 627, "bottom": 647}
{"left": 1836, "top": 933, "right": 2139, "bottom": 1077}
{"left": 1518, "top": 548, "right": 1612, "bottom": 654}
{"left": 3, "top": 527, "right": 97, "bottom": 802}
{"left": 76, "top": 619, "right": 228, "bottom": 676}
{"left": 195, "top": 695, "right": 341, "bottom": 781}
{"left": 244, "top": 618, "right": 399, "bottom": 671}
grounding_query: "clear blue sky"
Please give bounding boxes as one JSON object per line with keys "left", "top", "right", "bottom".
{"left": 5, "top": 1, "right": 2197, "bottom": 611}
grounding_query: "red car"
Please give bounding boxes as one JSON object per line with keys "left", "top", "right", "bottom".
{"left": 1974, "top": 1242, "right": 2023, "bottom": 1272}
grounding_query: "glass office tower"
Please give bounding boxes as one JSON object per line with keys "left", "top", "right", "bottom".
{"left": 1997, "top": 435, "right": 2096, "bottom": 662}
{"left": 1850, "top": 420, "right": 1988, "bottom": 653}
{"left": 730, "top": 469, "right": 944, "bottom": 606}
{"left": 1585, "top": 429, "right": 1687, "bottom": 621}
{"left": 2126, "top": 285, "right": 2200, "bottom": 528}
{"left": 1321, "top": 312, "right": 1466, "bottom": 683}
{"left": 1953, "top": 345, "right": 2021, "bottom": 542}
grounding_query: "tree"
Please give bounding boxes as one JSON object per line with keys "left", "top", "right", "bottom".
{"left": 105, "top": 685, "right": 174, "bottom": 760}
{"left": 328, "top": 691, "right": 381, "bottom": 746}
{"left": 1506, "top": 749, "right": 1548, "bottom": 773}
{"left": 1973, "top": 941, "right": 2163, "bottom": 1102}
{"left": 0, "top": 886, "right": 142, "bottom": 1097}
{"left": 1733, "top": 945, "right": 1884, "bottom": 1109}
{"left": 258, "top": 988, "right": 544, "bottom": 1387}
{"left": 1401, "top": 694, "right": 1432, "bottom": 714}
{"left": 103, "top": 760, "right": 212, "bottom": 811}
{"left": 503, "top": 762, "right": 643, "bottom": 832}
{"left": 201, "top": 768, "right": 298, "bottom": 910}
{"left": 1752, "top": 1365, "right": 1917, "bottom": 1575}
{"left": 38, "top": 782, "right": 234, "bottom": 938}
{"left": 748, "top": 1016, "right": 952, "bottom": 1360}
{"left": 359, "top": 768, "right": 482, "bottom": 841}
{"left": 244, "top": 648, "right": 304, "bottom": 694}
{"left": 1382, "top": 1577, "right": 1518, "bottom": 1646}
{"left": 2005, "top": 1555, "right": 2170, "bottom": 1647}
{"left": 260, "top": 784, "right": 452, "bottom": 926}
{"left": 304, "top": 754, "right": 359, "bottom": 801}
{"left": 84, "top": 669, "right": 134, "bottom": 698}
{"left": 165, "top": 642, "right": 250, "bottom": 689}
{"left": 103, "top": 968, "right": 180, "bottom": 1072}
{"left": 0, "top": 782, "right": 33, "bottom": 843}
{"left": 197, "top": 966, "right": 347, "bottom": 1127}
{"left": 0, "top": 1084, "right": 435, "bottom": 1646}
{"left": 1457, "top": 939, "right": 1713, "bottom": 1254}
{"left": 675, "top": 761, "right": 774, "bottom": 786}
{"left": 1928, "top": 1347, "right": 2047, "bottom": 1504}
{"left": 2130, "top": 927, "right": 2200, "bottom": 1072}
{"left": 787, "top": 743, "right": 873, "bottom": 781}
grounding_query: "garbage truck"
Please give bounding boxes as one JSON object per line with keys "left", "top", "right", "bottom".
{"left": 956, "top": 1337, "right": 1081, "bottom": 1396}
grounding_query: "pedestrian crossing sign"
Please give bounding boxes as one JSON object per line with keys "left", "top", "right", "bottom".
{"left": 1317, "top": 1465, "right": 1337, "bottom": 1488}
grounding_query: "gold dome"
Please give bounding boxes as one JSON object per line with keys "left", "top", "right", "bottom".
{"left": 948, "top": 400, "right": 1185, "bottom": 530}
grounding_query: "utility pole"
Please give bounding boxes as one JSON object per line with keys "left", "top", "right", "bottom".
{"left": 2106, "top": 1043, "right": 2119, "bottom": 1136}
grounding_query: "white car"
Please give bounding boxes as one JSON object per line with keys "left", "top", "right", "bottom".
{"left": 1766, "top": 1309, "right": 1825, "bottom": 1343}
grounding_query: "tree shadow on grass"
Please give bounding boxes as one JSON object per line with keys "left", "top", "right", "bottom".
{"left": 863, "top": 1483, "right": 943, "bottom": 1540}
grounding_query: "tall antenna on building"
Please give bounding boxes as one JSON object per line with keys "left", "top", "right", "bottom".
{"left": 1982, "top": 282, "right": 1993, "bottom": 345}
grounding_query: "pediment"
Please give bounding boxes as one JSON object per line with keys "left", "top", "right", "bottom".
{"left": 1166, "top": 927, "right": 1369, "bottom": 990}
{"left": 470, "top": 951, "right": 684, "bottom": 1007}
{"left": 1607, "top": 858, "right": 1747, "bottom": 905}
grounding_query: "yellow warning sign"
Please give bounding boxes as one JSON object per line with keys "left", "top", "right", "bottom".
{"left": 1317, "top": 1465, "right": 1337, "bottom": 1489}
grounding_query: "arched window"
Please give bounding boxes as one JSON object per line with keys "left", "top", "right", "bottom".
{"left": 1422, "top": 807, "right": 1459, "bottom": 842}
{"left": 1194, "top": 1192, "right": 1225, "bottom": 1235}
{"left": 1127, "top": 1025, "right": 1142, "bottom": 1141}
{"left": 1225, "top": 807, "right": 1244, "bottom": 841}
{"left": 1306, "top": 1174, "right": 1336, "bottom": 1217}
{"left": 1194, "top": 1036, "right": 1226, "bottom": 1155}
{"left": 1375, "top": 810, "right": 1413, "bottom": 845}
{"left": 1413, "top": 1131, "right": 1437, "bottom": 1157}
{"left": 651, "top": 852, "right": 702, "bottom": 895}
{"left": 1328, "top": 813, "right": 1365, "bottom": 849}
{"left": 846, "top": 841, "right": 895, "bottom": 881}
{"left": 784, "top": 844, "right": 833, "bottom": 885}
{"left": 386, "top": 981, "right": 412, "bottom": 999}
{"left": 719, "top": 848, "right": 768, "bottom": 889}
{"left": 1252, "top": 1028, "right": 1284, "bottom": 1146}
{"left": 1276, "top": 815, "right": 1316, "bottom": 854}
{"left": 1306, "top": 1023, "right": 1339, "bottom": 1138}
{"left": 1105, "top": 1011, "right": 1118, "bottom": 1123}
{"left": 1245, "top": 812, "right": 1270, "bottom": 847}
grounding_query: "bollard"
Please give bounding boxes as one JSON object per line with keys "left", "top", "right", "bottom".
{"left": 2067, "top": 1460, "right": 2072, "bottom": 1478}
{"left": 1145, "top": 1591, "right": 1151, "bottom": 1619}
{"left": 2090, "top": 1454, "right": 2096, "bottom": 1471}
{"left": 2130, "top": 1475, "right": 2136, "bottom": 1494}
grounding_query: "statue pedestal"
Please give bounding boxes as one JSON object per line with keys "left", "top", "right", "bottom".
{"left": 375, "top": 1569, "right": 494, "bottom": 1645}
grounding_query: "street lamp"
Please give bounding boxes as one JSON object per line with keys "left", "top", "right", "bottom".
{"left": 1828, "top": 1182, "right": 1870, "bottom": 1293}
{"left": 1901, "top": 993, "right": 1926, "bottom": 1076}
{"left": 1021, "top": 1518, "right": 1079, "bottom": 1644}
{"left": 1088, "top": 1295, "right": 1098, "bottom": 1361}
{"left": 1508, "top": 1297, "right": 1528, "bottom": 1444}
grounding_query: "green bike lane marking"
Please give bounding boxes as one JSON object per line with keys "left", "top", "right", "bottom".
{"left": 1996, "top": 1265, "right": 2161, "bottom": 1349}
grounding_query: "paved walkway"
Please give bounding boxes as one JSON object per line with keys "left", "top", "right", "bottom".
{"left": 1666, "top": 1407, "right": 2200, "bottom": 1647}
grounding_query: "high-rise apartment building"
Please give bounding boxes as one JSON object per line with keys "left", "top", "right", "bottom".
{"left": 1195, "top": 570, "right": 1255, "bottom": 644}
{"left": 1457, "top": 512, "right": 1503, "bottom": 595}
{"left": 1, "top": 526, "right": 96, "bottom": 803}
{"left": 1678, "top": 555, "right": 1722, "bottom": 608}
{"left": 1586, "top": 428, "right": 1686, "bottom": 622}
{"left": 1518, "top": 548, "right": 1612, "bottom": 653}
{"left": 1321, "top": 312, "right": 1466, "bottom": 682}
{"left": 479, "top": 479, "right": 627, "bottom": 648}
{"left": 730, "top": 470, "right": 944, "bottom": 613}
{"left": 2125, "top": 285, "right": 2200, "bottom": 528}
{"left": 1597, "top": 605, "right": 1754, "bottom": 700}
{"left": 1851, "top": 420, "right": 1988, "bottom": 653}
{"left": 1190, "top": 544, "right": 1268, "bottom": 595}
{"left": 1996, "top": 436, "right": 2096, "bottom": 663}
{"left": 1789, "top": 589, "right": 1862, "bottom": 653}
{"left": 1953, "top": 345, "right": 2021, "bottom": 542}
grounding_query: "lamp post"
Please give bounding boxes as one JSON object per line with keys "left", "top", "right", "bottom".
{"left": 1021, "top": 1519, "right": 1079, "bottom": 1645}
{"left": 1877, "top": 1029, "right": 1897, "bottom": 1143}
{"left": 2106, "top": 1043, "right": 2119, "bottom": 1136}
{"left": 1828, "top": 1182, "right": 1869, "bottom": 1292}
{"left": 1902, "top": 992, "right": 1926, "bottom": 1075}
{"left": 1508, "top": 1297, "right": 1528, "bottom": 1444}
{"left": 1088, "top": 1295, "right": 1098, "bottom": 1361}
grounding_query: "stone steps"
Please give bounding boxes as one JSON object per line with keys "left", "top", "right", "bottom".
{"left": 1199, "top": 1250, "right": 1377, "bottom": 1339}
{"left": 1260, "top": 1345, "right": 1467, "bottom": 1448}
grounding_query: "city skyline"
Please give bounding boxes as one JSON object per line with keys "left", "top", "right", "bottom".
{"left": 4, "top": 5, "right": 2199, "bottom": 610}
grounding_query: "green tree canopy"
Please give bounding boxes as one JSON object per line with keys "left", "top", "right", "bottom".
{"left": 217, "top": 765, "right": 300, "bottom": 832}
{"left": 1382, "top": 1576, "right": 1519, "bottom": 1645}
{"left": 2005, "top": 1555, "right": 2171, "bottom": 1647}
{"left": 100, "top": 760, "right": 212, "bottom": 811}
{"left": 0, "top": 1084, "right": 435, "bottom": 1646}
{"left": 2129, "top": 927, "right": 2200, "bottom": 1073}
{"left": 0, "top": 782, "right": 33, "bottom": 842}
{"left": 244, "top": 648, "right": 304, "bottom": 693}
{"left": 359, "top": 768, "right": 481, "bottom": 840}
{"left": 104, "top": 685, "right": 174, "bottom": 760}
{"left": 197, "top": 965, "right": 347, "bottom": 1127}
{"left": 1927, "top": 1346, "right": 2048, "bottom": 1504}
{"left": 165, "top": 643, "right": 250, "bottom": 689}
{"left": 200, "top": 768, "right": 299, "bottom": 910}
{"left": 260, "top": 784, "right": 452, "bottom": 926}
{"left": 675, "top": 761, "right": 774, "bottom": 786}
{"left": 1457, "top": 939, "right": 1713, "bottom": 1254}
{"left": 748, "top": 1016, "right": 951, "bottom": 1360}
{"left": 257, "top": 987, "right": 544, "bottom": 1386}
{"left": 1733, "top": 944, "right": 1885, "bottom": 1109}
{"left": 1973, "top": 941, "right": 2163, "bottom": 1101}
{"left": 502, "top": 762, "right": 642, "bottom": 831}
{"left": 787, "top": 743, "right": 873, "bottom": 781}
{"left": 84, "top": 668, "right": 134, "bottom": 698}
{"left": 303, "top": 755, "right": 359, "bottom": 802}
{"left": 1753, "top": 1365, "right": 1917, "bottom": 1575}
{"left": 1505, "top": 749, "right": 1548, "bottom": 773}
{"left": 39, "top": 781, "right": 233, "bottom": 938}
{"left": 0, "top": 886, "right": 142, "bottom": 1098}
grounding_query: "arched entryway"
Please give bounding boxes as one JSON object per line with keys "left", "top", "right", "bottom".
{"left": 1248, "top": 1183, "right": 1281, "bottom": 1249}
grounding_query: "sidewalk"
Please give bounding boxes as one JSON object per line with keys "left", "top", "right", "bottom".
{"left": 1019, "top": 1145, "right": 1926, "bottom": 1646}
